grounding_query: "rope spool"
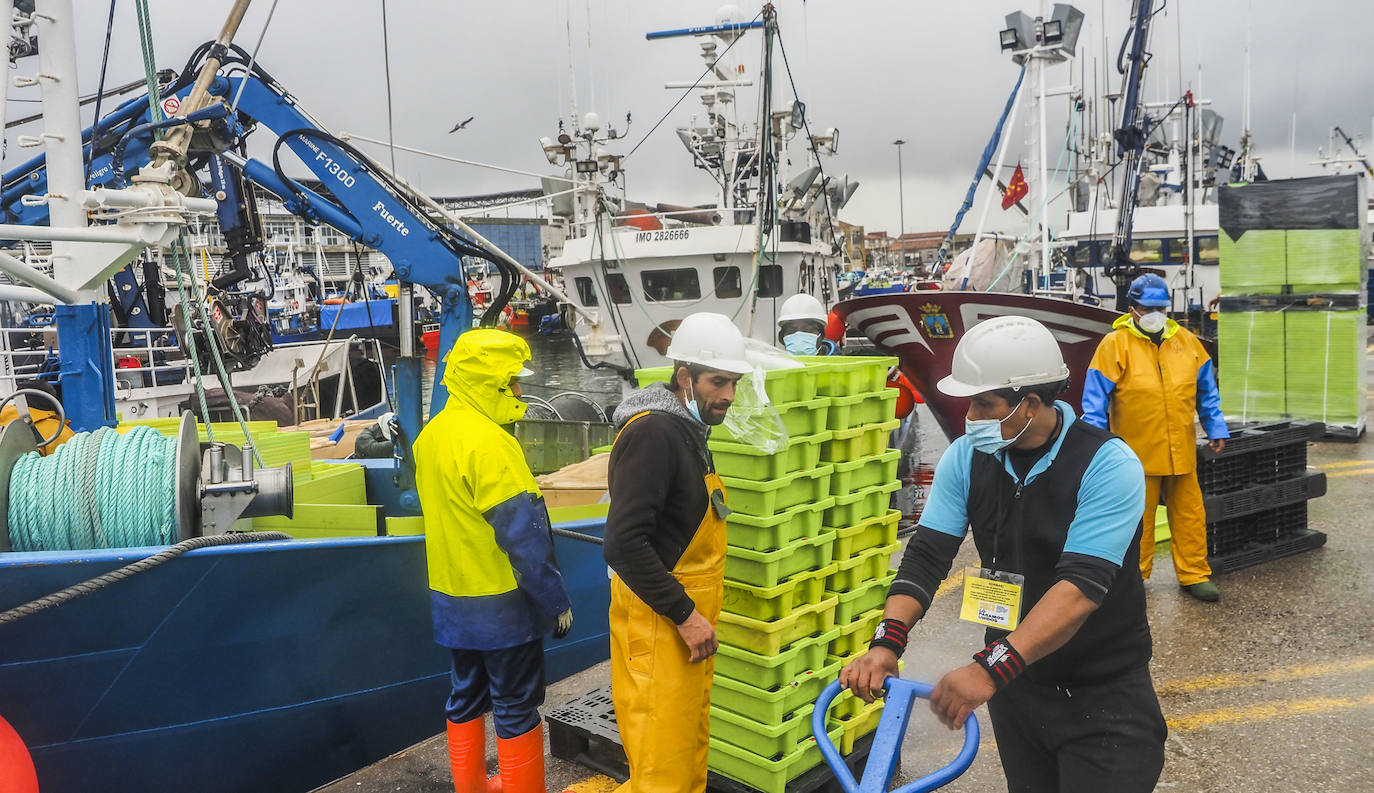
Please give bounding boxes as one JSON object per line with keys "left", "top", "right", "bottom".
{"left": 6, "top": 426, "right": 178, "bottom": 552}
{"left": 0, "top": 414, "right": 201, "bottom": 553}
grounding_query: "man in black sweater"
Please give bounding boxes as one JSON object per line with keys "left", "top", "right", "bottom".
{"left": 603, "top": 312, "right": 752, "bottom": 793}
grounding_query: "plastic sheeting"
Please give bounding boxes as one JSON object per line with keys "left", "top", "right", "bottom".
{"left": 944, "top": 237, "right": 1018, "bottom": 292}
{"left": 1218, "top": 174, "right": 1365, "bottom": 240}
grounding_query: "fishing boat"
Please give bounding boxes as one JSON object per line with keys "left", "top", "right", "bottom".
{"left": 547, "top": 4, "right": 856, "bottom": 372}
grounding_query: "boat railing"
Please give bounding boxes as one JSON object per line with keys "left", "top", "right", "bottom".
{"left": 566, "top": 206, "right": 755, "bottom": 238}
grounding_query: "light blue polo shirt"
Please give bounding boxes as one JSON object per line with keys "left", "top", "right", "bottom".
{"left": 918, "top": 401, "right": 1145, "bottom": 566}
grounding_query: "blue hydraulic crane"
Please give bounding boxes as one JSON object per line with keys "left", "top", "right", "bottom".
{"left": 1105, "top": 0, "right": 1157, "bottom": 309}
{"left": 2, "top": 44, "right": 521, "bottom": 508}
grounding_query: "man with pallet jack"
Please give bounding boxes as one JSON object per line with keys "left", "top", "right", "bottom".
{"left": 841, "top": 316, "right": 1167, "bottom": 792}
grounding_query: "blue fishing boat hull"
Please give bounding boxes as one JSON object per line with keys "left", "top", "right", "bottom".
{"left": 0, "top": 526, "right": 610, "bottom": 793}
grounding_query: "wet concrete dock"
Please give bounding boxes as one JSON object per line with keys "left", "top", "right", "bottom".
{"left": 320, "top": 352, "right": 1374, "bottom": 793}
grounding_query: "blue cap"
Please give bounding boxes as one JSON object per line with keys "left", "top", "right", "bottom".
{"left": 1127, "top": 274, "right": 1171, "bottom": 308}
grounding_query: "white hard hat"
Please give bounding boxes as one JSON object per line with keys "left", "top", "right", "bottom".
{"left": 376, "top": 411, "right": 396, "bottom": 440}
{"left": 777, "top": 293, "right": 827, "bottom": 325}
{"left": 664, "top": 312, "right": 753, "bottom": 374}
{"left": 936, "top": 315, "right": 1069, "bottom": 398}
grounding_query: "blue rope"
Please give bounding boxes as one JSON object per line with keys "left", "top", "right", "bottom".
{"left": 934, "top": 67, "right": 1027, "bottom": 271}
{"left": 7, "top": 426, "right": 179, "bottom": 551}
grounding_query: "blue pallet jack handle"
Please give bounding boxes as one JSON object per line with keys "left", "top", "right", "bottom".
{"left": 812, "top": 678, "right": 979, "bottom": 793}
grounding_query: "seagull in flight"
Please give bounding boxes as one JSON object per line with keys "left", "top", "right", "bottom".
{"left": 449, "top": 116, "right": 474, "bottom": 133}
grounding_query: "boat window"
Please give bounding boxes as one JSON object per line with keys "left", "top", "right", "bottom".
{"left": 1195, "top": 236, "right": 1220, "bottom": 264}
{"left": 713, "top": 266, "right": 743, "bottom": 298}
{"left": 605, "top": 273, "right": 632, "bottom": 304}
{"left": 641, "top": 269, "right": 701, "bottom": 301}
{"left": 574, "top": 276, "right": 598, "bottom": 306}
{"left": 1129, "top": 239, "right": 1163, "bottom": 264}
{"left": 1071, "top": 243, "right": 1092, "bottom": 268}
{"left": 757, "top": 264, "right": 784, "bottom": 297}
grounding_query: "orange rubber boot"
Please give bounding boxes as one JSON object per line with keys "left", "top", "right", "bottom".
{"left": 494, "top": 724, "right": 545, "bottom": 793}
{"left": 446, "top": 718, "right": 490, "bottom": 793}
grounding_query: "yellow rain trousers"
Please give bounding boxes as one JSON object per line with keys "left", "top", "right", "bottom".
{"left": 609, "top": 414, "right": 727, "bottom": 793}
{"left": 1139, "top": 473, "right": 1209, "bottom": 585}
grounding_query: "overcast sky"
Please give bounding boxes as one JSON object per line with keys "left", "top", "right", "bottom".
{"left": 14, "top": 0, "right": 1373, "bottom": 237}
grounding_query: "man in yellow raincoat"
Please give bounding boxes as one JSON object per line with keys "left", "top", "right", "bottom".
{"left": 414, "top": 329, "right": 573, "bottom": 793}
{"left": 1083, "top": 274, "right": 1229, "bottom": 602}
{"left": 604, "top": 312, "right": 752, "bottom": 793}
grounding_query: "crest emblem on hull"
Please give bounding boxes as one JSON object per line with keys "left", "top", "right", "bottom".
{"left": 918, "top": 302, "right": 954, "bottom": 340}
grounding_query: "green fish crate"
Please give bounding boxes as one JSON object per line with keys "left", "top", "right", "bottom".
{"left": 712, "top": 397, "right": 830, "bottom": 443}
{"left": 828, "top": 541, "right": 900, "bottom": 592}
{"left": 831, "top": 509, "right": 901, "bottom": 560}
{"left": 726, "top": 497, "right": 833, "bottom": 553}
{"left": 821, "top": 419, "right": 901, "bottom": 463}
{"left": 726, "top": 531, "right": 836, "bottom": 588}
{"left": 716, "top": 596, "right": 839, "bottom": 657}
{"left": 715, "top": 627, "right": 840, "bottom": 692}
{"left": 634, "top": 365, "right": 818, "bottom": 404}
{"left": 710, "top": 659, "right": 842, "bottom": 725}
{"left": 830, "top": 572, "right": 897, "bottom": 624}
{"left": 1218, "top": 229, "right": 1287, "bottom": 293}
{"left": 722, "top": 563, "right": 836, "bottom": 622}
{"left": 794, "top": 355, "right": 897, "bottom": 397}
{"left": 1286, "top": 229, "right": 1365, "bottom": 288}
{"left": 707, "top": 722, "right": 844, "bottom": 793}
{"left": 711, "top": 430, "right": 831, "bottom": 482}
{"left": 829, "top": 608, "right": 885, "bottom": 658}
{"left": 719, "top": 465, "right": 833, "bottom": 518}
{"left": 710, "top": 703, "right": 821, "bottom": 761}
{"left": 830, "top": 697, "right": 886, "bottom": 755}
{"left": 828, "top": 449, "right": 901, "bottom": 497}
{"left": 825, "top": 389, "right": 899, "bottom": 431}
{"left": 824, "top": 480, "right": 901, "bottom": 527}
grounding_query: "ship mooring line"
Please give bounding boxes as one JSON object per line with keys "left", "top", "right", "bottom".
{"left": 1166, "top": 692, "right": 1374, "bottom": 733}
{"left": 1156, "top": 656, "right": 1374, "bottom": 696}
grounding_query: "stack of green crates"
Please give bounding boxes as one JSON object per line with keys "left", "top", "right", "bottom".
{"left": 1217, "top": 175, "right": 1369, "bottom": 438}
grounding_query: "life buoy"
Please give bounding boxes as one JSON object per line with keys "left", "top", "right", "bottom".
{"left": 887, "top": 367, "right": 922, "bottom": 419}
{"left": 0, "top": 716, "right": 38, "bottom": 793}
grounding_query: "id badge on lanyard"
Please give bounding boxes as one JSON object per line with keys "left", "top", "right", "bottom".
{"left": 959, "top": 566, "right": 1025, "bottom": 630}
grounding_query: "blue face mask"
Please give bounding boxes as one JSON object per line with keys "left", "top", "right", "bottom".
{"left": 685, "top": 382, "right": 705, "bottom": 424}
{"left": 964, "top": 397, "right": 1029, "bottom": 454}
{"left": 782, "top": 331, "right": 821, "bottom": 355}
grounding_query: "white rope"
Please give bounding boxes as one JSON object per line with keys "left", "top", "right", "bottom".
{"left": 228, "top": 0, "right": 280, "bottom": 115}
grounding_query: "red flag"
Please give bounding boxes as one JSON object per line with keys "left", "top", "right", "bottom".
{"left": 1002, "top": 162, "right": 1028, "bottom": 210}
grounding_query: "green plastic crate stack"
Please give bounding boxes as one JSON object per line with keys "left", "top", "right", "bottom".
{"left": 1217, "top": 175, "right": 1369, "bottom": 437}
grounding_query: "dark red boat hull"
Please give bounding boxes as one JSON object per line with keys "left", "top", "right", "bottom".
{"left": 834, "top": 292, "right": 1120, "bottom": 442}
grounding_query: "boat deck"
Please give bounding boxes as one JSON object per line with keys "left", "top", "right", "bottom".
{"left": 319, "top": 342, "right": 1374, "bottom": 793}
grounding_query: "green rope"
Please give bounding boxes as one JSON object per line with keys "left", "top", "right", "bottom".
{"left": 172, "top": 233, "right": 263, "bottom": 467}
{"left": 8, "top": 426, "right": 178, "bottom": 552}
{"left": 132, "top": 0, "right": 164, "bottom": 138}
{"left": 168, "top": 244, "right": 215, "bottom": 442}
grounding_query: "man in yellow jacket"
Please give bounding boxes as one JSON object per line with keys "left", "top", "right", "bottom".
{"left": 1083, "top": 274, "right": 1229, "bottom": 602}
{"left": 414, "top": 329, "right": 573, "bottom": 793}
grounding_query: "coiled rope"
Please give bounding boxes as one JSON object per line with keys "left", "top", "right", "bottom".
{"left": 7, "top": 426, "right": 178, "bottom": 552}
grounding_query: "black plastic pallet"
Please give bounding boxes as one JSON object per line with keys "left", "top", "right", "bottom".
{"left": 1202, "top": 470, "right": 1327, "bottom": 521}
{"left": 1207, "top": 502, "right": 1308, "bottom": 557}
{"left": 1198, "top": 420, "right": 1324, "bottom": 462}
{"left": 547, "top": 686, "right": 876, "bottom": 793}
{"left": 1210, "top": 529, "right": 1328, "bottom": 575}
{"left": 1321, "top": 420, "right": 1366, "bottom": 443}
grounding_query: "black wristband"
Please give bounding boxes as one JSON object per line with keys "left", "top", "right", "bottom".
{"left": 972, "top": 638, "right": 1026, "bottom": 689}
{"left": 868, "top": 618, "right": 909, "bottom": 657}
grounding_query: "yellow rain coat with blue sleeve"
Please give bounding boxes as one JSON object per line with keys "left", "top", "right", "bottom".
{"left": 414, "top": 330, "right": 571, "bottom": 650}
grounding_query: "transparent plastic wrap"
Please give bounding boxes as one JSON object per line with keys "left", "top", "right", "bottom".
{"left": 721, "top": 367, "right": 789, "bottom": 454}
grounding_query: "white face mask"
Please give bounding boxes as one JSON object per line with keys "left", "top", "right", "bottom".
{"left": 1135, "top": 311, "right": 1167, "bottom": 334}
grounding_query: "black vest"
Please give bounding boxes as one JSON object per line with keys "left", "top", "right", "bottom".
{"left": 967, "top": 419, "right": 1153, "bottom": 686}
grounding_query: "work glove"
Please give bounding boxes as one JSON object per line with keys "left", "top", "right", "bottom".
{"left": 553, "top": 608, "right": 574, "bottom": 640}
